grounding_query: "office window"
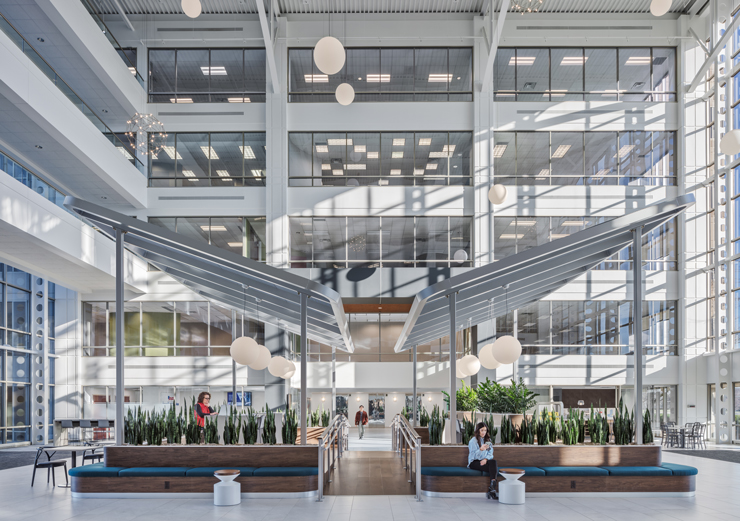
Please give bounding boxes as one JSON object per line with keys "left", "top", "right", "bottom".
{"left": 148, "top": 48, "right": 266, "bottom": 103}
{"left": 289, "top": 216, "right": 472, "bottom": 268}
{"left": 288, "top": 131, "right": 472, "bottom": 186}
{"left": 494, "top": 47, "right": 675, "bottom": 101}
{"left": 288, "top": 47, "right": 473, "bottom": 102}
{"left": 494, "top": 131, "right": 675, "bottom": 186}
{"left": 148, "top": 132, "right": 266, "bottom": 187}
{"left": 494, "top": 216, "right": 677, "bottom": 270}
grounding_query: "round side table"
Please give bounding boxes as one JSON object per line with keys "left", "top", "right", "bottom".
{"left": 498, "top": 468, "right": 525, "bottom": 504}
{"left": 214, "top": 469, "right": 241, "bottom": 506}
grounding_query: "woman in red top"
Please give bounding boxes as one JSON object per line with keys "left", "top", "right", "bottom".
{"left": 195, "top": 392, "right": 215, "bottom": 443}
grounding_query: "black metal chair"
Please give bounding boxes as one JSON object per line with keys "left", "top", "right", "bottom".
{"left": 685, "top": 422, "right": 706, "bottom": 449}
{"left": 31, "top": 447, "right": 68, "bottom": 487}
{"left": 61, "top": 420, "right": 81, "bottom": 445}
{"left": 81, "top": 442, "right": 102, "bottom": 465}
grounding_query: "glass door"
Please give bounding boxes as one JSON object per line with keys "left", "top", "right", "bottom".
{"left": 336, "top": 395, "right": 349, "bottom": 419}
{"left": 368, "top": 394, "right": 385, "bottom": 426}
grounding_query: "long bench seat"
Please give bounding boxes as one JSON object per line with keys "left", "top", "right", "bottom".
{"left": 420, "top": 464, "right": 697, "bottom": 477}
{"left": 69, "top": 464, "right": 319, "bottom": 478}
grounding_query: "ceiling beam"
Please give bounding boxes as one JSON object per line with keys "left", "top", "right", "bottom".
{"left": 256, "top": 0, "right": 281, "bottom": 94}
{"left": 110, "top": 0, "right": 135, "bottom": 31}
{"left": 687, "top": 12, "right": 740, "bottom": 93}
{"left": 480, "top": 0, "right": 509, "bottom": 91}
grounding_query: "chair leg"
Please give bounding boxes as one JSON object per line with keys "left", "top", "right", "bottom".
{"left": 51, "top": 467, "right": 56, "bottom": 487}
{"left": 31, "top": 466, "right": 37, "bottom": 487}
{"left": 64, "top": 464, "right": 68, "bottom": 487}
{"left": 47, "top": 468, "right": 50, "bottom": 484}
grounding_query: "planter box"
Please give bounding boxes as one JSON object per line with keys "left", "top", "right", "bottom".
{"left": 105, "top": 445, "right": 319, "bottom": 468}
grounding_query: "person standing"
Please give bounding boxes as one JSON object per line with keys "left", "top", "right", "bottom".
{"left": 355, "top": 405, "right": 369, "bottom": 439}
{"left": 195, "top": 392, "right": 216, "bottom": 444}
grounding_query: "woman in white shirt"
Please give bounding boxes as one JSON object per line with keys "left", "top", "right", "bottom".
{"left": 467, "top": 422, "right": 498, "bottom": 499}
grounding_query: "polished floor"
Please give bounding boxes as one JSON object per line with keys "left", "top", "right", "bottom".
{"left": 347, "top": 427, "right": 393, "bottom": 451}
{"left": 324, "top": 450, "right": 415, "bottom": 496}
{"left": 0, "top": 448, "right": 737, "bottom": 521}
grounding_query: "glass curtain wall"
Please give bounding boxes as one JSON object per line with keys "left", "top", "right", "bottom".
{"left": 493, "top": 131, "right": 675, "bottom": 186}
{"left": 289, "top": 131, "right": 472, "bottom": 186}
{"left": 289, "top": 47, "right": 473, "bottom": 102}
{"left": 149, "top": 48, "right": 266, "bottom": 103}
{"left": 82, "top": 301, "right": 264, "bottom": 357}
{"left": 149, "top": 216, "right": 266, "bottom": 262}
{"left": 494, "top": 47, "right": 676, "bottom": 101}
{"left": 289, "top": 216, "right": 473, "bottom": 268}
{"left": 494, "top": 216, "right": 677, "bottom": 270}
{"left": 148, "top": 132, "right": 266, "bottom": 187}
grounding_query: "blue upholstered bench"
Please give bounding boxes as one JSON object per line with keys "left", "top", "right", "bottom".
{"left": 68, "top": 464, "right": 126, "bottom": 477}
{"left": 420, "top": 464, "right": 696, "bottom": 477}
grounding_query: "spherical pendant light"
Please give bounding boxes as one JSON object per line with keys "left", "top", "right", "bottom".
{"left": 250, "top": 345, "right": 272, "bottom": 370}
{"left": 314, "top": 36, "right": 345, "bottom": 75}
{"left": 336, "top": 83, "right": 355, "bottom": 105}
{"left": 649, "top": 0, "right": 672, "bottom": 17}
{"left": 456, "top": 364, "right": 469, "bottom": 379}
{"left": 182, "top": 0, "right": 202, "bottom": 18}
{"left": 488, "top": 184, "right": 508, "bottom": 205}
{"left": 720, "top": 129, "right": 740, "bottom": 156}
{"left": 478, "top": 343, "right": 502, "bottom": 370}
{"left": 268, "top": 356, "right": 291, "bottom": 378}
{"left": 282, "top": 361, "right": 297, "bottom": 379}
{"left": 230, "top": 336, "right": 259, "bottom": 366}
{"left": 491, "top": 335, "right": 522, "bottom": 365}
{"left": 459, "top": 354, "right": 481, "bottom": 376}
{"left": 453, "top": 249, "right": 468, "bottom": 264}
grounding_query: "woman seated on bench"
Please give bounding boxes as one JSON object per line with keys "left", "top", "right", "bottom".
{"left": 468, "top": 422, "right": 498, "bottom": 499}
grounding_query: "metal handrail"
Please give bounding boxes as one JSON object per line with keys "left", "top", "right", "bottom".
{"left": 0, "top": 11, "right": 143, "bottom": 168}
{"left": 391, "top": 414, "right": 422, "bottom": 501}
{"left": 317, "top": 414, "right": 348, "bottom": 502}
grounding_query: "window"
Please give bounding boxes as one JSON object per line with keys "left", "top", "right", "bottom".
{"left": 494, "top": 216, "right": 677, "bottom": 270}
{"left": 148, "top": 132, "right": 266, "bottom": 187}
{"left": 117, "top": 48, "right": 137, "bottom": 76}
{"left": 290, "top": 216, "right": 472, "bottom": 268}
{"left": 148, "top": 217, "right": 266, "bottom": 262}
{"left": 148, "top": 48, "right": 266, "bottom": 103}
{"left": 82, "top": 301, "right": 264, "bottom": 357}
{"left": 494, "top": 47, "right": 675, "bottom": 101}
{"left": 494, "top": 131, "right": 675, "bottom": 186}
{"left": 288, "top": 47, "right": 473, "bottom": 102}
{"left": 288, "top": 131, "right": 472, "bottom": 186}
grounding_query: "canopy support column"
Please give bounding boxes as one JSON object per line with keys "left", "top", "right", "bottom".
{"left": 633, "top": 226, "right": 644, "bottom": 445}
{"left": 449, "top": 293, "right": 457, "bottom": 444}
{"left": 232, "top": 309, "right": 237, "bottom": 409}
{"left": 300, "top": 293, "right": 308, "bottom": 445}
{"left": 412, "top": 345, "right": 417, "bottom": 427}
{"left": 115, "top": 229, "right": 125, "bottom": 446}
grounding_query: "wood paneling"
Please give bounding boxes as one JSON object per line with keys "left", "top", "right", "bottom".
{"left": 420, "top": 445, "right": 661, "bottom": 467}
{"left": 415, "top": 428, "right": 429, "bottom": 445}
{"left": 562, "top": 389, "right": 616, "bottom": 409}
{"left": 104, "top": 446, "right": 319, "bottom": 468}
{"left": 72, "top": 475, "right": 317, "bottom": 493}
{"left": 296, "top": 427, "right": 324, "bottom": 445}
{"left": 343, "top": 303, "right": 412, "bottom": 313}
{"left": 420, "top": 475, "right": 695, "bottom": 493}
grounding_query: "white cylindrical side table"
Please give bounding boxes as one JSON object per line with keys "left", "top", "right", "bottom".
{"left": 214, "top": 469, "right": 241, "bottom": 506}
{"left": 498, "top": 468, "right": 525, "bottom": 504}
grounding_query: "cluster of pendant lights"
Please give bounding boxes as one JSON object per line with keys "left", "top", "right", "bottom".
{"left": 314, "top": 37, "right": 355, "bottom": 105}
{"left": 230, "top": 336, "right": 296, "bottom": 379}
{"left": 456, "top": 337, "right": 523, "bottom": 379}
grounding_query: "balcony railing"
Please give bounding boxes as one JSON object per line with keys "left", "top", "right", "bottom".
{"left": 0, "top": 12, "right": 143, "bottom": 168}
{"left": 1, "top": 150, "right": 71, "bottom": 214}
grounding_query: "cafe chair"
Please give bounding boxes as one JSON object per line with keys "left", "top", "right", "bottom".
{"left": 31, "top": 447, "right": 68, "bottom": 487}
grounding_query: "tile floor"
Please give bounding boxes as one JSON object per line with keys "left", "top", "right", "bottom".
{"left": 0, "top": 449, "right": 737, "bottom": 521}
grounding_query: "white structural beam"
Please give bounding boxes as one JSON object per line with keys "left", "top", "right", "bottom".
{"left": 256, "top": 0, "right": 281, "bottom": 94}
{"left": 110, "top": 0, "right": 135, "bottom": 31}
{"left": 688, "top": 27, "right": 709, "bottom": 54}
{"left": 687, "top": 12, "right": 740, "bottom": 93}
{"left": 480, "top": 0, "right": 509, "bottom": 91}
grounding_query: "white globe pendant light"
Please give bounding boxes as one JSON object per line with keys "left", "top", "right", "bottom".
{"left": 720, "top": 129, "right": 740, "bottom": 156}
{"left": 182, "top": 0, "right": 202, "bottom": 18}
{"left": 459, "top": 354, "right": 481, "bottom": 376}
{"left": 488, "top": 184, "right": 507, "bottom": 205}
{"left": 230, "top": 336, "right": 259, "bottom": 366}
{"left": 250, "top": 345, "right": 272, "bottom": 370}
{"left": 268, "top": 356, "right": 291, "bottom": 378}
{"left": 282, "top": 361, "right": 296, "bottom": 379}
{"left": 649, "top": 0, "right": 672, "bottom": 17}
{"left": 456, "top": 364, "right": 469, "bottom": 379}
{"left": 453, "top": 249, "right": 468, "bottom": 264}
{"left": 478, "top": 343, "right": 502, "bottom": 369}
{"left": 314, "top": 36, "right": 345, "bottom": 75}
{"left": 491, "top": 336, "right": 522, "bottom": 365}
{"left": 336, "top": 83, "right": 355, "bottom": 105}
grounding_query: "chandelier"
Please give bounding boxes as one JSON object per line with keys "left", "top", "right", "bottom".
{"left": 513, "top": 0, "right": 544, "bottom": 14}
{"left": 125, "top": 113, "right": 167, "bottom": 157}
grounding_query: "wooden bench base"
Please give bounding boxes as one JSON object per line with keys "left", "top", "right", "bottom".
{"left": 421, "top": 475, "right": 695, "bottom": 495}
{"left": 72, "top": 475, "right": 318, "bottom": 494}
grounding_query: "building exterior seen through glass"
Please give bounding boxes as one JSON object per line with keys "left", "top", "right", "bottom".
{"left": 493, "top": 131, "right": 676, "bottom": 186}
{"left": 148, "top": 48, "right": 266, "bottom": 103}
{"left": 289, "top": 132, "right": 472, "bottom": 186}
{"left": 289, "top": 47, "right": 473, "bottom": 102}
{"left": 148, "top": 132, "right": 266, "bottom": 187}
{"left": 494, "top": 47, "right": 676, "bottom": 101}
{"left": 290, "top": 216, "right": 472, "bottom": 268}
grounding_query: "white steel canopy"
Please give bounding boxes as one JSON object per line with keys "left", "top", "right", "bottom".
{"left": 394, "top": 194, "right": 695, "bottom": 353}
{"left": 64, "top": 197, "right": 354, "bottom": 353}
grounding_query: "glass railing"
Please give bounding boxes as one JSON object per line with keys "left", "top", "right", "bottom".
{"left": 1, "top": 150, "right": 71, "bottom": 214}
{"left": 0, "top": 11, "right": 143, "bottom": 168}
{"left": 78, "top": 0, "right": 145, "bottom": 87}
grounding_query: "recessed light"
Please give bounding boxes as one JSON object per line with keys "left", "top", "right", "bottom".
{"left": 35, "top": 145, "right": 43, "bottom": 149}
{"left": 366, "top": 74, "right": 390, "bottom": 82}
{"left": 101, "top": 196, "right": 107, "bottom": 200}
{"left": 392, "top": 138, "right": 405, "bottom": 146}
{"left": 392, "top": 151, "right": 403, "bottom": 158}
{"left": 101, "top": 109, "right": 108, "bottom": 113}
{"left": 418, "top": 138, "right": 432, "bottom": 146}
{"left": 201, "top": 66, "right": 227, "bottom": 75}
{"left": 493, "top": 144, "right": 508, "bottom": 158}
{"left": 390, "top": 169, "right": 402, "bottom": 176}
{"left": 37, "top": 37, "right": 44, "bottom": 43}
{"left": 552, "top": 145, "right": 571, "bottom": 158}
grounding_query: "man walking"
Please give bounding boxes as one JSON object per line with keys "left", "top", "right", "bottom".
{"left": 355, "top": 405, "right": 369, "bottom": 439}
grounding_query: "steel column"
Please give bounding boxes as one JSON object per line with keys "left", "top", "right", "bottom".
{"left": 300, "top": 293, "right": 308, "bottom": 445}
{"left": 449, "top": 293, "right": 457, "bottom": 444}
{"left": 232, "top": 310, "right": 237, "bottom": 409}
{"left": 412, "top": 345, "right": 417, "bottom": 427}
{"left": 633, "top": 226, "right": 644, "bottom": 445}
{"left": 115, "top": 229, "right": 125, "bottom": 445}
{"left": 332, "top": 345, "right": 337, "bottom": 418}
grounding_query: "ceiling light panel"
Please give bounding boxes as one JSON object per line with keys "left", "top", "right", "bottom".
{"left": 201, "top": 225, "right": 227, "bottom": 231}
{"left": 508, "top": 56, "right": 536, "bottom": 66}
{"left": 321, "top": 164, "right": 331, "bottom": 170}
{"left": 170, "top": 98, "right": 193, "bottom": 103}
{"left": 413, "top": 169, "right": 424, "bottom": 176}
{"left": 354, "top": 145, "right": 366, "bottom": 153}
{"left": 428, "top": 74, "right": 453, "bottom": 82}
{"left": 392, "top": 138, "right": 406, "bottom": 146}
{"left": 426, "top": 163, "right": 438, "bottom": 170}
{"left": 552, "top": 145, "right": 571, "bottom": 158}
{"left": 559, "top": 56, "right": 588, "bottom": 66}
{"left": 182, "top": 170, "right": 196, "bottom": 178}
{"left": 392, "top": 151, "right": 404, "bottom": 158}
{"left": 418, "top": 138, "right": 432, "bottom": 146}
{"left": 390, "top": 169, "right": 402, "bottom": 176}
{"left": 561, "top": 221, "right": 584, "bottom": 227}
{"left": 499, "top": 234, "right": 524, "bottom": 239}
{"left": 304, "top": 74, "right": 328, "bottom": 83}
{"left": 216, "top": 170, "right": 231, "bottom": 178}
{"left": 200, "top": 146, "right": 219, "bottom": 159}
{"left": 315, "top": 145, "right": 329, "bottom": 153}
{"left": 366, "top": 74, "right": 390, "bottom": 82}
{"left": 240, "top": 145, "right": 256, "bottom": 159}
{"left": 367, "top": 152, "right": 379, "bottom": 159}
{"left": 625, "top": 57, "right": 651, "bottom": 65}
{"left": 327, "top": 138, "right": 353, "bottom": 146}
{"left": 493, "top": 144, "right": 508, "bottom": 158}
{"left": 227, "top": 242, "right": 243, "bottom": 248}
{"left": 201, "top": 66, "right": 227, "bottom": 75}
{"left": 345, "top": 164, "right": 366, "bottom": 170}
{"left": 161, "top": 146, "right": 182, "bottom": 160}
{"left": 227, "top": 97, "right": 251, "bottom": 103}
